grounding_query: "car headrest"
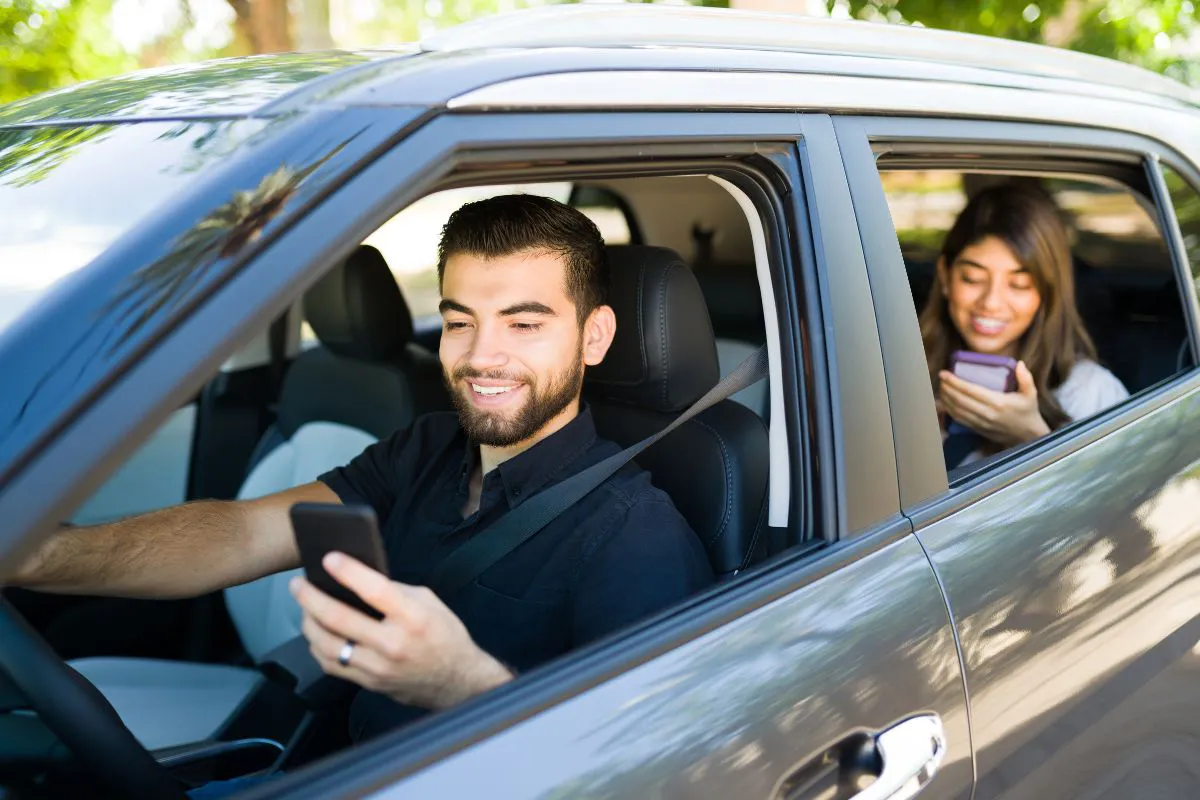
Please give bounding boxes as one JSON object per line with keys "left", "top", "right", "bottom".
{"left": 585, "top": 245, "right": 720, "bottom": 413}
{"left": 303, "top": 244, "right": 414, "bottom": 361}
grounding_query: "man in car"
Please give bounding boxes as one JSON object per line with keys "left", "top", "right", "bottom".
{"left": 13, "top": 193, "right": 715, "bottom": 742}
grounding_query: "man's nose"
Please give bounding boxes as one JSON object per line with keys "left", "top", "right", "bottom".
{"left": 466, "top": 323, "right": 508, "bottom": 369}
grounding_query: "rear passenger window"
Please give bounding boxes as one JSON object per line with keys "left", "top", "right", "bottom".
{"left": 879, "top": 161, "right": 1193, "bottom": 478}
{"left": 568, "top": 184, "right": 636, "bottom": 245}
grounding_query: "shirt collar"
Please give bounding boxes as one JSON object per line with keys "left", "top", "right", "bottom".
{"left": 457, "top": 402, "right": 598, "bottom": 509}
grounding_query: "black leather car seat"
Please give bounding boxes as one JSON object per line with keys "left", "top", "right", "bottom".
{"left": 585, "top": 245, "right": 771, "bottom": 576}
{"left": 263, "top": 243, "right": 445, "bottom": 455}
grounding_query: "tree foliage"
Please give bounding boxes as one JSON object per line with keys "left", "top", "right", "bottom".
{"left": 833, "top": 0, "right": 1200, "bottom": 80}
{"left": 5, "top": 0, "right": 1197, "bottom": 110}
{"left": 0, "top": 0, "right": 135, "bottom": 104}
{"left": 342, "top": 0, "right": 727, "bottom": 46}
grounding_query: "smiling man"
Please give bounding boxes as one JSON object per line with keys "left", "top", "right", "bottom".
{"left": 291, "top": 193, "right": 715, "bottom": 739}
{"left": 14, "top": 193, "right": 715, "bottom": 750}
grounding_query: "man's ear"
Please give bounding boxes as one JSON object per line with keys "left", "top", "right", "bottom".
{"left": 582, "top": 305, "right": 617, "bottom": 367}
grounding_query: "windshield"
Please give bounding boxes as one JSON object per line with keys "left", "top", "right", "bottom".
{"left": 0, "top": 119, "right": 269, "bottom": 338}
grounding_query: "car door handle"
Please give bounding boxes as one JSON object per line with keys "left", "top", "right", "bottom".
{"left": 776, "top": 714, "right": 946, "bottom": 800}
{"left": 851, "top": 715, "right": 946, "bottom": 800}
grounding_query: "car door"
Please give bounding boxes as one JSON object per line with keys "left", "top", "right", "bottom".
{"left": 838, "top": 115, "right": 1200, "bottom": 799}
{"left": 0, "top": 101, "right": 972, "bottom": 797}
{"left": 229, "top": 113, "right": 973, "bottom": 798}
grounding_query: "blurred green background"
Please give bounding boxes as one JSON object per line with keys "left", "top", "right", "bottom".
{"left": 3, "top": 0, "right": 1199, "bottom": 105}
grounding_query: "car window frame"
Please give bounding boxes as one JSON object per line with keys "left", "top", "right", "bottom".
{"left": 266, "top": 137, "right": 830, "bottom": 799}
{"left": 0, "top": 107, "right": 898, "bottom": 797}
{"left": 834, "top": 115, "right": 1200, "bottom": 522}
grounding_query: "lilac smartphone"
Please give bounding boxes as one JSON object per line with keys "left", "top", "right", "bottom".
{"left": 949, "top": 350, "right": 1018, "bottom": 392}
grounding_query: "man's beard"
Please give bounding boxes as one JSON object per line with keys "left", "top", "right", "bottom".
{"left": 446, "top": 352, "right": 584, "bottom": 448}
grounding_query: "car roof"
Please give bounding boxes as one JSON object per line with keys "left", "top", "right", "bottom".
{"left": 0, "top": 5, "right": 1193, "bottom": 129}
{"left": 423, "top": 4, "right": 1194, "bottom": 108}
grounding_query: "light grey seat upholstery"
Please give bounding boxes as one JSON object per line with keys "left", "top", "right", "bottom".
{"left": 70, "top": 659, "right": 267, "bottom": 752}
{"left": 71, "top": 245, "right": 443, "bottom": 749}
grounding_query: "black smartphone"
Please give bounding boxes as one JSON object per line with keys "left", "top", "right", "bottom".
{"left": 290, "top": 502, "right": 389, "bottom": 619}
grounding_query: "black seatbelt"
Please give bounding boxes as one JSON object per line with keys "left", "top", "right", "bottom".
{"left": 428, "top": 345, "right": 770, "bottom": 600}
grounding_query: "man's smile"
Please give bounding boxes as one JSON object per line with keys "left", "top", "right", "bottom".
{"left": 463, "top": 379, "right": 527, "bottom": 408}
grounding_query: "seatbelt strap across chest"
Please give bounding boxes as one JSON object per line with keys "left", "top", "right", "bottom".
{"left": 428, "top": 345, "right": 769, "bottom": 600}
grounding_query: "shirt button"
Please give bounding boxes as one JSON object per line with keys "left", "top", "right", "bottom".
{"left": 513, "top": 489, "right": 521, "bottom": 497}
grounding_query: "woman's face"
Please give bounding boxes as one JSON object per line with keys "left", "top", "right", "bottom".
{"left": 941, "top": 235, "right": 1042, "bottom": 357}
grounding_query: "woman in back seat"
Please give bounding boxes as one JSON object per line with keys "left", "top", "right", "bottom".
{"left": 920, "top": 183, "right": 1128, "bottom": 469}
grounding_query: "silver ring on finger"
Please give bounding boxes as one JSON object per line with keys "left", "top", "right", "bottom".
{"left": 337, "top": 639, "right": 355, "bottom": 668}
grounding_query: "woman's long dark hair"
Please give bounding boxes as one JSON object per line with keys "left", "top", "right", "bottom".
{"left": 919, "top": 183, "right": 1097, "bottom": 431}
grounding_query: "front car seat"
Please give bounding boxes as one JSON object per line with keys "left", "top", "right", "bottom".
{"left": 71, "top": 244, "right": 444, "bottom": 750}
{"left": 585, "top": 245, "right": 770, "bottom": 576}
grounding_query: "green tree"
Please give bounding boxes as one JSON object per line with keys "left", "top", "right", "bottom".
{"left": 833, "top": 0, "right": 1199, "bottom": 80}
{"left": 348, "top": 0, "right": 728, "bottom": 46}
{"left": 0, "top": 0, "right": 135, "bottom": 104}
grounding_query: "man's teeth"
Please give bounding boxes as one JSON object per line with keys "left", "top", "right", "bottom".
{"left": 472, "top": 384, "right": 514, "bottom": 396}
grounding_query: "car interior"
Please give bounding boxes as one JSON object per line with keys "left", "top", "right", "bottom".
{"left": 0, "top": 173, "right": 782, "bottom": 796}
{"left": 3, "top": 157, "right": 1194, "bottom": 795}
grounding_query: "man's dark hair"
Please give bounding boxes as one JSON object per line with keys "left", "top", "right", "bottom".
{"left": 437, "top": 194, "right": 609, "bottom": 325}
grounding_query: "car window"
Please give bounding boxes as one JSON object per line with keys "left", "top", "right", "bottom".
{"left": 882, "top": 171, "right": 1171, "bottom": 276}
{"left": 0, "top": 120, "right": 269, "bottom": 339}
{"left": 569, "top": 184, "right": 635, "bottom": 245}
{"left": 879, "top": 165, "right": 1191, "bottom": 481}
{"left": 1043, "top": 177, "right": 1170, "bottom": 272}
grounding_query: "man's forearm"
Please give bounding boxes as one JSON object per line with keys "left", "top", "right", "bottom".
{"left": 15, "top": 500, "right": 265, "bottom": 599}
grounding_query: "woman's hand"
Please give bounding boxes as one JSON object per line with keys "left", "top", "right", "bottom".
{"left": 938, "top": 361, "right": 1051, "bottom": 447}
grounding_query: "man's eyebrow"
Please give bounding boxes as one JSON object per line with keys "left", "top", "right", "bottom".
{"left": 499, "top": 301, "right": 557, "bottom": 317}
{"left": 439, "top": 299, "right": 472, "bottom": 315}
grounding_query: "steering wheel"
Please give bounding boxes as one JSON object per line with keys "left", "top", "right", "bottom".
{"left": 0, "top": 597, "right": 186, "bottom": 799}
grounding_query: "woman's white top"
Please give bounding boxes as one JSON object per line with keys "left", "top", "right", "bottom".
{"left": 958, "top": 359, "right": 1128, "bottom": 466}
{"left": 1053, "top": 359, "right": 1129, "bottom": 420}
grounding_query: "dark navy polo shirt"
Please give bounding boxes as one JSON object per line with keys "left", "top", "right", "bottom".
{"left": 317, "top": 405, "right": 714, "bottom": 742}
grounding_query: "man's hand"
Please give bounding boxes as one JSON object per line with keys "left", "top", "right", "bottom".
{"left": 290, "top": 553, "right": 513, "bottom": 710}
{"left": 938, "top": 361, "right": 1051, "bottom": 447}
